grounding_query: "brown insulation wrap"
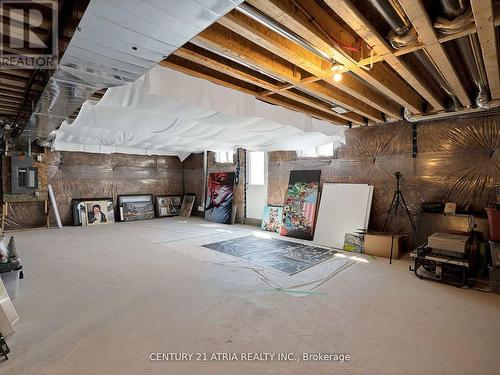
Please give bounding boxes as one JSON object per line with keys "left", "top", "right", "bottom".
{"left": 268, "top": 117, "right": 499, "bottom": 234}
{"left": 4, "top": 151, "right": 183, "bottom": 228}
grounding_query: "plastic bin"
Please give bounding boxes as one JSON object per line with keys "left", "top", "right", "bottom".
{"left": 490, "top": 241, "right": 500, "bottom": 268}
{"left": 486, "top": 207, "right": 500, "bottom": 242}
{"left": 489, "top": 266, "right": 500, "bottom": 294}
{"left": 0, "top": 266, "right": 22, "bottom": 300}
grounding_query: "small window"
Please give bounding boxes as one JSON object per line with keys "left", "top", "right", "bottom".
{"left": 214, "top": 151, "right": 234, "bottom": 163}
{"left": 248, "top": 151, "right": 265, "bottom": 185}
{"left": 297, "top": 142, "right": 335, "bottom": 158}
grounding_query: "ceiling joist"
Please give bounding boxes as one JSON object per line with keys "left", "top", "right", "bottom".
{"left": 247, "top": 0, "right": 425, "bottom": 115}
{"left": 470, "top": 0, "right": 500, "bottom": 99}
{"left": 398, "top": 0, "right": 471, "bottom": 107}
{"left": 325, "top": 0, "right": 444, "bottom": 111}
{"left": 172, "top": 46, "right": 358, "bottom": 124}
{"left": 212, "top": 12, "right": 385, "bottom": 121}
{"left": 192, "top": 23, "right": 384, "bottom": 122}
{"left": 161, "top": 57, "right": 350, "bottom": 125}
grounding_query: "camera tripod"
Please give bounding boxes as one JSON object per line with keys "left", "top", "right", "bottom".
{"left": 383, "top": 172, "right": 415, "bottom": 264}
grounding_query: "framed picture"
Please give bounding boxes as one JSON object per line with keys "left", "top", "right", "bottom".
{"left": 261, "top": 205, "right": 283, "bottom": 233}
{"left": 72, "top": 198, "right": 113, "bottom": 226}
{"left": 117, "top": 194, "right": 155, "bottom": 222}
{"left": 85, "top": 200, "right": 114, "bottom": 225}
{"left": 156, "top": 195, "right": 182, "bottom": 217}
{"left": 179, "top": 193, "right": 196, "bottom": 218}
{"left": 205, "top": 172, "right": 235, "bottom": 224}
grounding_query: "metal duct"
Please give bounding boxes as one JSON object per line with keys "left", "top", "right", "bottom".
{"left": 404, "top": 99, "right": 500, "bottom": 122}
{"left": 20, "top": 0, "right": 244, "bottom": 143}
{"left": 367, "top": 0, "right": 460, "bottom": 110}
{"left": 413, "top": 50, "right": 461, "bottom": 109}
{"left": 438, "top": 0, "right": 489, "bottom": 108}
{"left": 235, "top": 3, "right": 334, "bottom": 63}
{"left": 368, "top": 0, "right": 409, "bottom": 35}
{"left": 440, "top": 0, "right": 468, "bottom": 18}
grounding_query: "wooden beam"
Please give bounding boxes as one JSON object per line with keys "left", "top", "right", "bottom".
{"left": 173, "top": 47, "right": 280, "bottom": 92}
{"left": 0, "top": 91, "right": 22, "bottom": 99}
{"left": 0, "top": 75, "right": 26, "bottom": 87}
{"left": 325, "top": 0, "right": 443, "bottom": 111}
{"left": 193, "top": 23, "right": 382, "bottom": 122}
{"left": 0, "top": 102, "right": 19, "bottom": 109}
{"left": 398, "top": 0, "right": 471, "bottom": 107}
{"left": 0, "top": 83, "right": 25, "bottom": 93}
{"left": 300, "top": 76, "right": 322, "bottom": 84}
{"left": 247, "top": 0, "right": 423, "bottom": 115}
{"left": 257, "top": 93, "right": 349, "bottom": 124}
{"left": 471, "top": 0, "right": 500, "bottom": 99}
{"left": 0, "top": 97, "right": 20, "bottom": 105}
{"left": 174, "top": 46, "right": 362, "bottom": 124}
{"left": 161, "top": 60, "right": 260, "bottom": 97}
{"left": 212, "top": 14, "right": 385, "bottom": 121}
{"left": 161, "top": 58, "right": 348, "bottom": 125}
{"left": 357, "top": 23, "right": 477, "bottom": 67}
{"left": 438, "top": 23, "right": 477, "bottom": 43}
{"left": 0, "top": 110, "right": 17, "bottom": 115}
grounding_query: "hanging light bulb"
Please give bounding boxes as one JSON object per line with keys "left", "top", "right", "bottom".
{"left": 331, "top": 62, "right": 344, "bottom": 82}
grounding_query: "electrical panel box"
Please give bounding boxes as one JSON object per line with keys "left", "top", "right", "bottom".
{"left": 11, "top": 155, "right": 39, "bottom": 193}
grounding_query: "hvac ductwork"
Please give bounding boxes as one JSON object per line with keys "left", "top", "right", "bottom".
{"left": 435, "top": 0, "right": 489, "bottom": 108}
{"left": 235, "top": 3, "right": 334, "bottom": 63}
{"left": 19, "top": 0, "right": 244, "bottom": 144}
{"left": 367, "top": 0, "right": 461, "bottom": 110}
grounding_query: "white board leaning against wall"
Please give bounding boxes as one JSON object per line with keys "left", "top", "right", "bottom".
{"left": 314, "top": 183, "right": 373, "bottom": 249}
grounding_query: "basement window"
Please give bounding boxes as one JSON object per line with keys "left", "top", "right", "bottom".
{"left": 297, "top": 142, "right": 335, "bottom": 158}
{"left": 248, "top": 151, "right": 265, "bottom": 185}
{"left": 214, "top": 151, "right": 235, "bottom": 163}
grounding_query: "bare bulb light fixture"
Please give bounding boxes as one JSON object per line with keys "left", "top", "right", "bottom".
{"left": 331, "top": 63, "right": 344, "bottom": 82}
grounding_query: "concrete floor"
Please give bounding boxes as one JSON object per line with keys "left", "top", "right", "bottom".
{"left": 0, "top": 217, "right": 499, "bottom": 375}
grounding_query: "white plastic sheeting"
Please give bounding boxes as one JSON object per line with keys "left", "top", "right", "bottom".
{"left": 53, "top": 65, "right": 345, "bottom": 160}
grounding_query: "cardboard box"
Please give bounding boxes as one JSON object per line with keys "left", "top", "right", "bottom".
{"left": 364, "top": 233, "right": 408, "bottom": 259}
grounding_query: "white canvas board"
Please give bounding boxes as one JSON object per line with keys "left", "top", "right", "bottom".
{"left": 314, "top": 183, "right": 373, "bottom": 249}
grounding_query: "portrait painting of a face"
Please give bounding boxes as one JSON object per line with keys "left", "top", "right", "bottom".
{"left": 85, "top": 200, "right": 114, "bottom": 225}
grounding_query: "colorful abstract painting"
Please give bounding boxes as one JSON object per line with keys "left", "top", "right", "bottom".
{"left": 280, "top": 170, "right": 321, "bottom": 240}
{"left": 261, "top": 205, "right": 283, "bottom": 233}
{"left": 205, "top": 172, "right": 235, "bottom": 224}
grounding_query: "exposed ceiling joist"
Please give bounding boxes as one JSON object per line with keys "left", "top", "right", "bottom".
{"left": 161, "top": 58, "right": 350, "bottom": 125}
{"left": 325, "top": 0, "right": 443, "bottom": 111}
{"left": 172, "top": 46, "right": 358, "bottom": 124}
{"left": 397, "top": 0, "right": 471, "bottom": 107}
{"left": 247, "top": 0, "right": 424, "bottom": 115}
{"left": 214, "top": 12, "right": 385, "bottom": 121}
{"left": 192, "top": 23, "right": 383, "bottom": 122}
{"left": 0, "top": 75, "right": 27, "bottom": 87}
{"left": 0, "top": 96, "right": 20, "bottom": 105}
{"left": 470, "top": 0, "right": 500, "bottom": 99}
{"left": 357, "top": 23, "right": 478, "bottom": 66}
{"left": 218, "top": 10, "right": 395, "bottom": 120}
{"left": 0, "top": 91, "right": 23, "bottom": 99}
